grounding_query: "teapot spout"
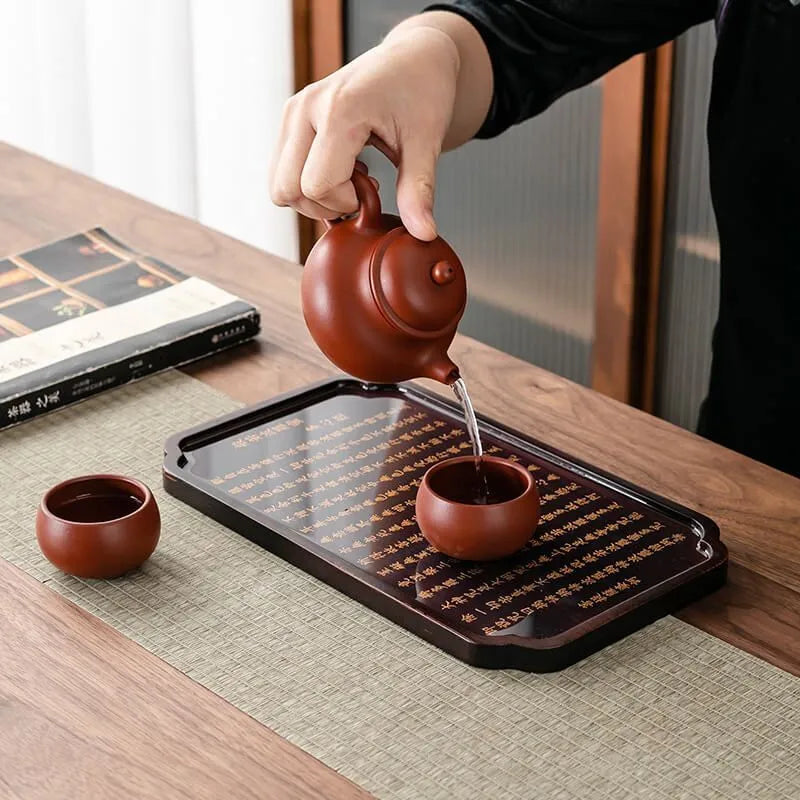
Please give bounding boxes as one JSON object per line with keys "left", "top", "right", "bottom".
{"left": 426, "top": 356, "right": 460, "bottom": 385}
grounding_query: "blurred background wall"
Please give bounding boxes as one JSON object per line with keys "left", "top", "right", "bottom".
{"left": 347, "top": 4, "right": 720, "bottom": 429}
{"left": 349, "top": 1, "right": 600, "bottom": 386}
{"left": 656, "top": 23, "right": 720, "bottom": 431}
{"left": 0, "top": 0, "right": 720, "bottom": 433}
{"left": 0, "top": 0, "right": 299, "bottom": 260}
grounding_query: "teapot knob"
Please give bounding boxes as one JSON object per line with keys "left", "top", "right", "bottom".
{"left": 431, "top": 261, "right": 456, "bottom": 286}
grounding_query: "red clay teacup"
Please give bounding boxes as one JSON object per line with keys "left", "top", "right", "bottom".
{"left": 416, "top": 456, "right": 540, "bottom": 561}
{"left": 36, "top": 474, "right": 160, "bottom": 579}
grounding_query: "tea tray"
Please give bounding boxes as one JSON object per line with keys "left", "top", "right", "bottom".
{"left": 163, "top": 379, "right": 727, "bottom": 671}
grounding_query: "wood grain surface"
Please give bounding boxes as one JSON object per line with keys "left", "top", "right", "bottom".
{"left": 0, "top": 559, "right": 371, "bottom": 800}
{"left": 1, "top": 142, "right": 799, "bottom": 795}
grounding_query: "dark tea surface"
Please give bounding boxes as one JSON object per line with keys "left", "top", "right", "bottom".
{"left": 52, "top": 493, "right": 142, "bottom": 523}
{"left": 180, "top": 385, "right": 718, "bottom": 641}
{"left": 427, "top": 458, "right": 525, "bottom": 505}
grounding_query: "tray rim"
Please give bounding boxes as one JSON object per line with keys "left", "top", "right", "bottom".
{"left": 162, "top": 377, "right": 728, "bottom": 671}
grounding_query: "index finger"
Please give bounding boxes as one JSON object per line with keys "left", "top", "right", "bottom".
{"left": 299, "top": 118, "right": 373, "bottom": 211}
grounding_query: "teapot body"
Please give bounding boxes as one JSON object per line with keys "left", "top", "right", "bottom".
{"left": 301, "top": 171, "right": 467, "bottom": 385}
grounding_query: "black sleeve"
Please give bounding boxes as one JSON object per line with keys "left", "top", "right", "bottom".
{"left": 425, "top": 0, "right": 716, "bottom": 137}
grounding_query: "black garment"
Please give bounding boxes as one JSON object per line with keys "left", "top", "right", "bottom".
{"left": 429, "top": 0, "right": 800, "bottom": 477}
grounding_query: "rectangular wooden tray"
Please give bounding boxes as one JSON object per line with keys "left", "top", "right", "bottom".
{"left": 163, "top": 379, "right": 727, "bottom": 672}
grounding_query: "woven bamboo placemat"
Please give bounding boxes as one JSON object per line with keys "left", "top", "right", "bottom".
{"left": 1, "top": 372, "right": 799, "bottom": 800}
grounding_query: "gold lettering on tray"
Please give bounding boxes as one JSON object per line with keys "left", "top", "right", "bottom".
{"left": 479, "top": 531, "right": 686, "bottom": 634}
{"left": 204, "top": 397, "right": 697, "bottom": 636}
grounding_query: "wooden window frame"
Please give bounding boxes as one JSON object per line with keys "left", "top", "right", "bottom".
{"left": 592, "top": 47, "right": 674, "bottom": 410}
{"left": 292, "top": 0, "right": 344, "bottom": 262}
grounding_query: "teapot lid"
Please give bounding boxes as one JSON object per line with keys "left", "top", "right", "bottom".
{"left": 370, "top": 228, "right": 467, "bottom": 338}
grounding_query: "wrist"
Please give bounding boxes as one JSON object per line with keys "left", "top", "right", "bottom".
{"left": 397, "top": 12, "right": 493, "bottom": 148}
{"left": 382, "top": 15, "right": 462, "bottom": 75}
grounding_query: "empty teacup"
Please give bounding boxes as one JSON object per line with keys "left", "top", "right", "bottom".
{"left": 36, "top": 474, "right": 160, "bottom": 578}
{"left": 416, "top": 456, "right": 540, "bottom": 561}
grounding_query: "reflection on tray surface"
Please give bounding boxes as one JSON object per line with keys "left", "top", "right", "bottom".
{"left": 185, "top": 392, "right": 708, "bottom": 639}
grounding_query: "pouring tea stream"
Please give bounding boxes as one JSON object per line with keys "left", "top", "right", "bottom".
{"left": 300, "top": 166, "right": 540, "bottom": 558}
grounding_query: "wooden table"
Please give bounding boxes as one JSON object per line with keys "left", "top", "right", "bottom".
{"left": 1, "top": 143, "right": 799, "bottom": 798}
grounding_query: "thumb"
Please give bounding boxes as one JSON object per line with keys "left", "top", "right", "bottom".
{"left": 395, "top": 141, "right": 439, "bottom": 241}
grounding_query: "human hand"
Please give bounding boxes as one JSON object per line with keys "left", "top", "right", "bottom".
{"left": 270, "top": 12, "right": 492, "bottom": 241}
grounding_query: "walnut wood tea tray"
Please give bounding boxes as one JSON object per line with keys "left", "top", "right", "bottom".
{"left": 162, "top": 379, "right": 727, "bottom": 672}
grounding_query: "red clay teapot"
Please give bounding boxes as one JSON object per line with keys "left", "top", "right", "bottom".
{"left": 301, "top": 168, "right": 467, "bottom": 384}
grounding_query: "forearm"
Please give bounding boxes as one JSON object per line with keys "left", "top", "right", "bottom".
{"left": 408, "top": 1, "right": 717, "bottom": 138}
{"left": 384, "top": 11, "right": 493, "bottom": 150}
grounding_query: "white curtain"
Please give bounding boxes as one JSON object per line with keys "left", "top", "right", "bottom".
{"left": 0, "top": 0, "right": 298, "bottom": 262}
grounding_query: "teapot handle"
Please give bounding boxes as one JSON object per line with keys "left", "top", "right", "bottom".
{"left": 322, "top": 168, "right": 382, "bottom": 231}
